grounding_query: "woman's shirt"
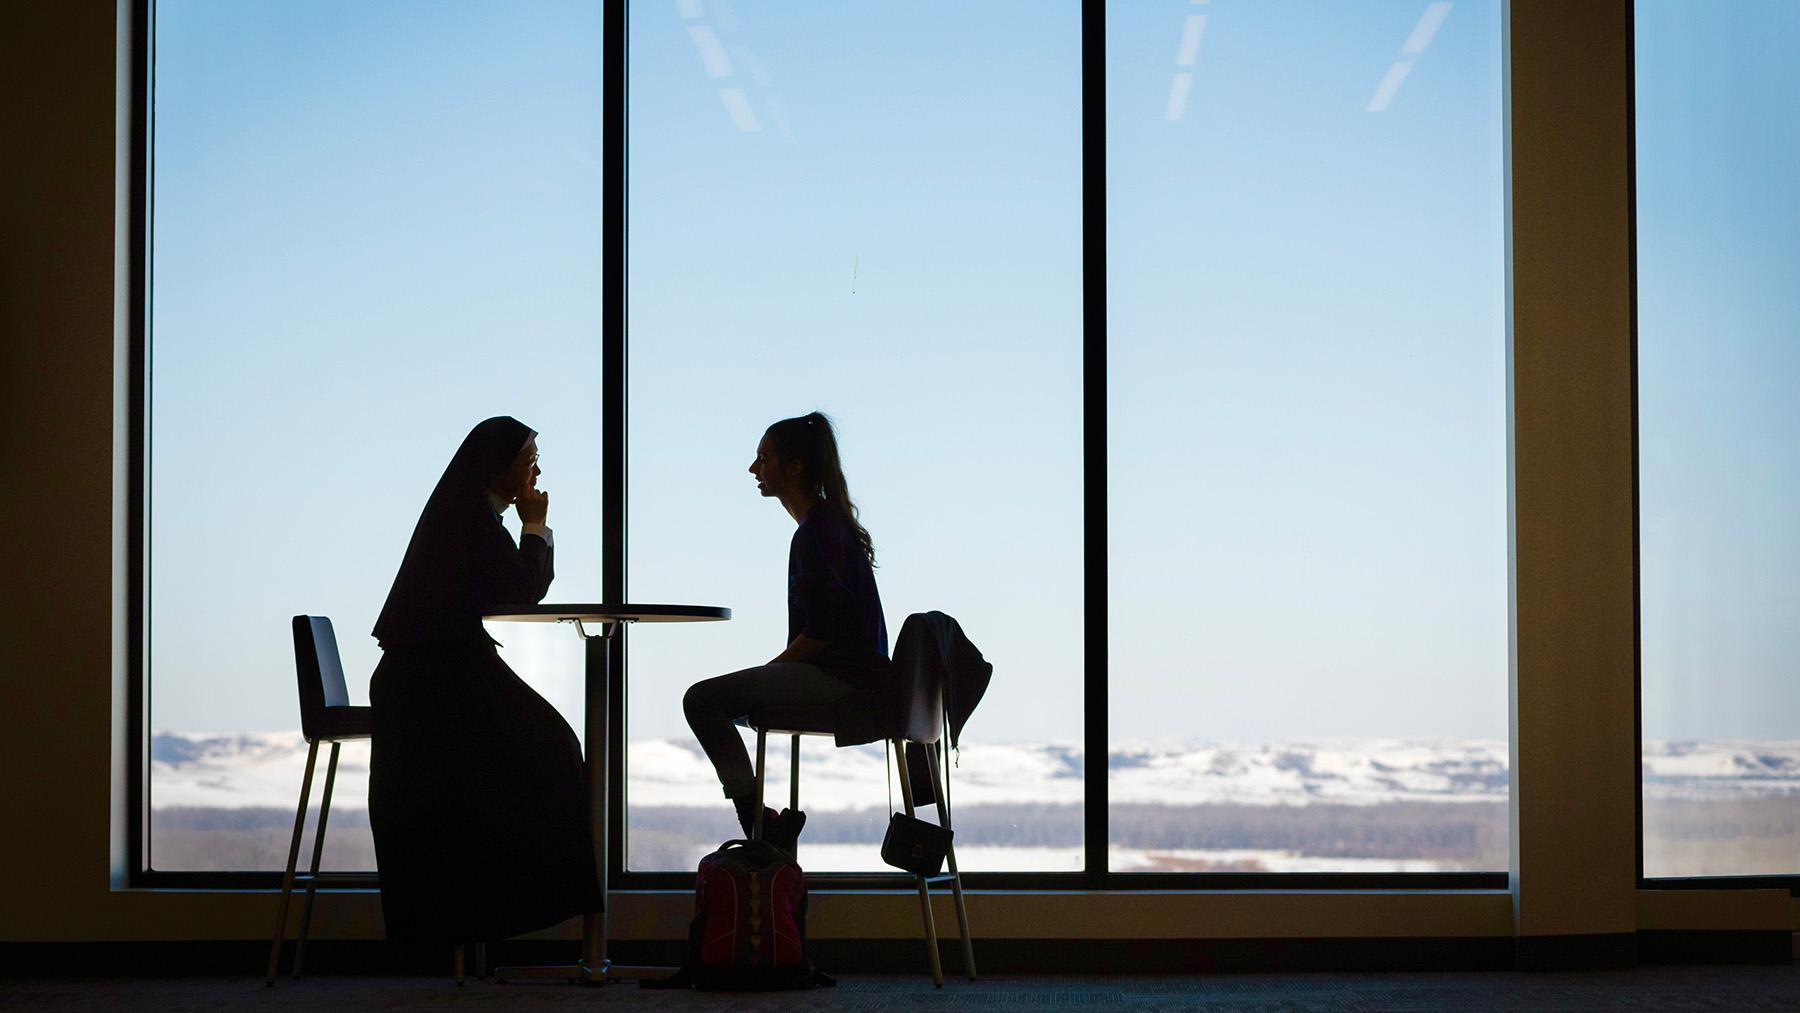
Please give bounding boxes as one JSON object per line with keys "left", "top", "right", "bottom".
{"left": 788, "top": 504, "right": 888, "bottom": 683}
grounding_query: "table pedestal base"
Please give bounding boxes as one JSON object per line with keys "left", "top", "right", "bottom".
{"left": 492, "top": 913, "right": 678, "bottom": 984}
{"left": 492, "top": 961, "right": 609, "bottom": 985}
{"left": 493, "top": 963, "right": 681, "bottom": 985}
{"left": 477, "top": 606, "right": 727, "bottom": 989}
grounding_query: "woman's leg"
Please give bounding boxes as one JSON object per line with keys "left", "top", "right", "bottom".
{"left": 682, "top": 662, "right": 853, "bottom": 802}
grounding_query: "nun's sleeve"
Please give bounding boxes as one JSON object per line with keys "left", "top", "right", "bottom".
{"left": 472, "top": 524, "right": 556, "bottom": 610}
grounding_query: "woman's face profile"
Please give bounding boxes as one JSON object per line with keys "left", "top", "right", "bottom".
{"left": 748, "top": 434, "right": 800, "bottom": 499}
{"left": 492, "top": 435, "right": 540, "bottom": 502}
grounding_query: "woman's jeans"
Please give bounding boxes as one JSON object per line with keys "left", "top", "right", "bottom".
{"left": 683, "top": 662, "right": 856, "bottom": 800}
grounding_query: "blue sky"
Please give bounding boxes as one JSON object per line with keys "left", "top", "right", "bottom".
{"left": 620, "top": 0, "right": 1082, "bottom": 750}
{"left": 148, "top": 0, "right": 1794, "bottom": 755}
{"left": 1106, "top": 0, "right": 1508, "bottom": 744}
{"left": 150, "top": 0, "right": 608, "bottom": 735}
{"left": 1636, "top": 0, "right": 1800, "bottom": 744}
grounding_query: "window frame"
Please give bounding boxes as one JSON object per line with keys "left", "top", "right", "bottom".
{"left": 127, "top": 0, "right": 152, "bottom": 886}
{"left": 1628, "top": 0, "right": 1800, "bottom": 894}
{"left": 133, "top": 0, "right": 1730, "bottom": 894}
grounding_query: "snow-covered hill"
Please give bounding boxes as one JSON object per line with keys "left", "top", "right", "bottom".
{"left": 149, "top": 731, "right": 1800, "bottom": 811}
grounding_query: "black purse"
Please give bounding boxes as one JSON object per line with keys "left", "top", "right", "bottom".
{"left": 880, "top": 811, "right": 952, "bottom": 877}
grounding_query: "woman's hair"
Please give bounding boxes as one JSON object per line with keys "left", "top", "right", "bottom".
{"left": 764, "top": 411, "right": 875, "bottom": 565}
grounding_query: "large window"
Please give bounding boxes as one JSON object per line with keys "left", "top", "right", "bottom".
{"left": 1106, "top": 1, "right": 1509, "bottom": 873}
{"left": 147, "top": 0, "right": 604, "bottom": 871}
{"left": 1637, "top": 0, "right": 1800, "bottom": 879}
{"left": 623, "top": 0, "right": 1084, "bottom": 872}
{"left": 141, "top": 1, "right": 1530, "bottom": 886}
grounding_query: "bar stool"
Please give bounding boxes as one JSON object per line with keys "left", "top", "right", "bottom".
{"left": 268, "top": 616, "right": 482, "bottom": 986}
{"left": 741, "top": 686, "right": 976, "bottom": 987}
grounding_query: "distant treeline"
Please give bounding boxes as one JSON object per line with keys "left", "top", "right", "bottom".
{"left": 149, "top": 797, "right": 1796, "bottom": 877}
{"left": 151, "top": 801, "right": 1510, "bottom": 871}
{"left": 158, "top": 806, "right": 372, "bottom": 830}
{"left": 1643, "top": 797, "right": 1800, "bottom": 877}
{"left": 153, "top": 807, "right": 377, "bottom": 872}
{"left": 622, "top": 802, "right": 1510, "bottom": 866}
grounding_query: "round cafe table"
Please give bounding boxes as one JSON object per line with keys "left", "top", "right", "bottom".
{"left": 481, "top": 603, "right": 730, "bottom": 985}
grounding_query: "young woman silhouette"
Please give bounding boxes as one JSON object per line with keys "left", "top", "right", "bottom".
{"left": 683, "top": 412, "right": 889, "bottom": 854}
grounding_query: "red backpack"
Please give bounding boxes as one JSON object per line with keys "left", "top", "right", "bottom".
{"left": 645, "top": 839, "right": 833, "bottom": 991}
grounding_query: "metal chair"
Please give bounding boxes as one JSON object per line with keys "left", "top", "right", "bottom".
{"left": 741, "top": 635, "right": 977, "bottom": 989}
{"left": 267, "top": 616, "right": 483, "bottom": 986}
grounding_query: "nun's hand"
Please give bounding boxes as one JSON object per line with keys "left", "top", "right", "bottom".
{"left": 518, "top": 483, "right": 549, "bottom": 525}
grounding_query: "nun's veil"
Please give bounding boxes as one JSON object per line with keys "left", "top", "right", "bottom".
{"left": 373, "top": 416, "right": 534, "bottom": 647}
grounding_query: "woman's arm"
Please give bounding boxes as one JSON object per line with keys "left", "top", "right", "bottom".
{"left": 470, "top": 481, "right": 554, "bottom": 609}
{"left": 470, "top": 528, "right": 554, "bottom": 610}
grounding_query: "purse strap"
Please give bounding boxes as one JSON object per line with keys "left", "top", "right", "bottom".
{"left": 887, "top": 736, "right": 953, "bottom": 824}
{"left": 940, "top": 727, "right": 953, "bottom": 825}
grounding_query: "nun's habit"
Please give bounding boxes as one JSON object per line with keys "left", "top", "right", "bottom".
{"left": 368, "top": 416, "right": 600, "bottom": 943}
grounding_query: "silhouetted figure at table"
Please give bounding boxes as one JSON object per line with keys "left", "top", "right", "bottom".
{"left": 683, "top": 411, "right": 890, "bottom": 855}
{"left": 368, "top": 416, "right": 601, "bottom": 944}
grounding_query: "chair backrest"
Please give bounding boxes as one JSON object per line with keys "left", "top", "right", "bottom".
{"left": 888, "top": 613, "right": 950, "bottom": 744}
{"left": 292, "top": 615, "right": 351, "bottom": 743}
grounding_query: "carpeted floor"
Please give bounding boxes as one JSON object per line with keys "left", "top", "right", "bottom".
{"left": 4, "top": 966, "right": 1799, "bottom": 1011}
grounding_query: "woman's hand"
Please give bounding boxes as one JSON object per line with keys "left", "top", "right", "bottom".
{"left": 517, "top": 482, "right": 549, "bottom": 525}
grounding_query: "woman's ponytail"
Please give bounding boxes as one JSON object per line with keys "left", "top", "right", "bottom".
{"left": 765, "top": 411, "right": 876, "bottom": 565}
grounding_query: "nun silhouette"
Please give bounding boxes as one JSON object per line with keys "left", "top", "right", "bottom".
{"left": 368, "top": 416, "right": 600, "bottom": 944}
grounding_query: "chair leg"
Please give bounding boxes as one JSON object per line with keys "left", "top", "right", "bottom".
{"left": 894, "top": 740, "right": 944, "bottom": 988}
{"left": 789, "top": 734, "right": 801, "bottom": 860}
{"left": 926, "top": 741, "right": 976, "bottom": 981}
{"left": 751, "top": 727, "right": 768, "bottom": 840}
{"left": 789, "top": 734, "right": 801, "bottom": 812}
{"left": 454, "top": 944, "right": 466, "bottom": 987}
{"left": 266, "top": 740, "right": 319, "bottom": 986}
{"left": 293, "top": 741, "right": 340, "bottom": 979}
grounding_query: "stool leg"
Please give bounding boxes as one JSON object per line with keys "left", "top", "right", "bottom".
{"left": 455, "top": 944, "right": 465, "bottom": 986}
{"left": 894, "top": 740, "right": 944, "bottom": 988}
{"left": 927, "top": 742, "right": 976, "bottom": 981}
{"left": 751, "top": 727, "right": 768, "bottom": 840}
{"left": 789, "top": 734, "right": 801, "bottom": 860}
{"left": 789, "top": 734, "right": 801, "bottom": 812}
{"left": 475, "top": 942, "right": 487, "bottom": 980}
{"left": 294, "top": 740, "right": 340, "bottom": 978}
{"left": 266, "top": 740, "right": 319, "bottom": 986}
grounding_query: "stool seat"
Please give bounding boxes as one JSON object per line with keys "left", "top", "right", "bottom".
{"left": 739, "top": 707, "right": 837, "bottom": 736}
{"left": 308, "top": 705, "right": 372, "bottom": 743}
{"left": 739, "top": 725, "right": 974, "bottom": 989}
{"left": 731, "top": 610, "right": 983, "bottom": 989}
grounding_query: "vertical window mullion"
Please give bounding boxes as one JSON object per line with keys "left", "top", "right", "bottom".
{"left": 1084, "top": 0, "right": 1109, "bottom": 887}
{"left": 605, "top": 0, "right": 629, "bottom": 881}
